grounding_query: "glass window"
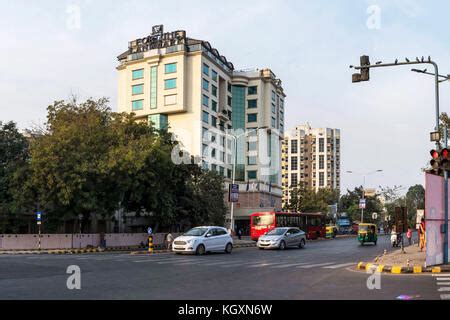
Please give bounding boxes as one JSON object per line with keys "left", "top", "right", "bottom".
{"left": 212, "top": 70, "right": 218, "bottom": 82}
{"left": 319, "top": 155, "right": 324, "bottom": 169}
{"left": 248, "top": 86, "right": 257, "bottom": 95}
{"left": 164, "top": 78, "right": 176, "bottom": 89}
{"left": 132, "top": 99, "right": 143, "bottom": 111}
{"left": 132, "top": 84, "right": 143, "bottom": 95}
{"left": 165, "top": 63, "right": 177, "bottom": 74}
{"left": 252, "top": 214, "right": 274, "bottom": 226}
{"left": 248, "top": 156, "right": 257, "bottom": 165}
{"left": 202, "top": 127, "right": 208, "bottom": 142}
{"left": 271, "top": 90, "right": 276, "bottom": 101}
{"left": 212, "top": 85, "right": 217, "bottom": 97}
{"left": 203, "top": 63, "right": 209, "bottom": 76}
{"left": 319, "top": 172, "right": 325, "bottom": 187}
{"left": 248, "top": 141, "right": 257, "bottom": 151}
{"left": 248, "top": 99, "right": 257, "bottom": 108}
{"left": 202, "top": 78, "right": 209, "bottom": 91}
{"left": 271, "top": 117, "right": 276, "bottom": 127}
{"left": 319, "top": 138, "right": 325, "bottom": 152}
{"left": 247, "top": 113, "right": 257, "bottom": 122}
{"left": 150, "top": 66, "right": 157, "bottom": 109}
{"left": 291, "top": 140, "right": 298, "bottom": 153}
{"left": 211, "top": 116, "right": 217, "bottom": 127}
{"left": 132, "top": 69, "right": 144, "bottom": 80}
{"left": 227, "top": 96, "right": 232, "bottom": 106}
{"left": 202, "top": 95, "right": 209, "bottom": 107}
{"left": 291, "top": 157, "right": 298, "bottom": 170}
{"left": 272, "top": 103, "right": 276, "bottom": 113}
{"left": 211, "top": 100, "right": 217, "bottom": 112}
{"left": 247, "top": 170, "right": 257, "bottom": 180}
{"left": 202, "top": 111, "right": 209, "bottom": 124}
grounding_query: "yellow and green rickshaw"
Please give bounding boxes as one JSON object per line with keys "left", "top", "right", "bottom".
{"left": 357, "top": 223, "right": 378, "bottom": 246}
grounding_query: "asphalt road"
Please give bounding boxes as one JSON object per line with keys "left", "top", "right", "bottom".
{"left": 0, "top": 235, "right": 444, "bottom": 300}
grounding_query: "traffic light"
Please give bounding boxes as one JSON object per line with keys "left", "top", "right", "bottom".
{"left": 441, "top": 148, "right": 450, "bottom": 170}
{"left": 429, "top": 148, "right": 450, "bottom": 175}
{"left": 352, "top": 55, "right": 371, "bottom": 83}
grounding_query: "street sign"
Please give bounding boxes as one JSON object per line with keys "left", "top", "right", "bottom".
{"left": 229, "top": 184, "right": 239, "bottom": 203}
{"left": 36, "top": 211, "right": 42, "bottom": 222}
{"left": 372, "top": 212, "right": 378, "bottom": 220}
{"left": 147, "top": 227, "right": 153, "bottom": 235}
{"left": 359, "top": 198, "right": 366, "bottom": 209}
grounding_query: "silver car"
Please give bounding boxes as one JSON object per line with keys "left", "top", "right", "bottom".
{"left": 257, "top": 227, "right": 306, "bottom": 250}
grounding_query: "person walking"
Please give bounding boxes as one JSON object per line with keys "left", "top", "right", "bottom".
{"left": 406, "top": 227, "right": 412, "bottom": 246}
{"left": 419, "top": 218, "right": 426, "bottom": 252}
{"left": 237, "top": 228, "right": 242, "bottom": 240}
{"left": 165, "top": 232, "right": 174, "bottom": 250}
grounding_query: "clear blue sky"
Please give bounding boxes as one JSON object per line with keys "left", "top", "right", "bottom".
{"left": 1, "top": 0, "right": 450, "bottom": 193}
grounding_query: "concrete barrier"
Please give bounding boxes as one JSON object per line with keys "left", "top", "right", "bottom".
{"left": 0, "top": 233, "right": 180, "bottom": 250}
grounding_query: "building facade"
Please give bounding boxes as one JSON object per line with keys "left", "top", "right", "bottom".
{"left": 117, "top": 26, "right": 285, "bottom": 233}
{"left": 282, "top": 123, "right": 340, "bottom": 208}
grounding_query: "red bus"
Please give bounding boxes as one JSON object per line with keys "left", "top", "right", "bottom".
{"left": 250, "top": 211, "right": 326, "bottom": 241}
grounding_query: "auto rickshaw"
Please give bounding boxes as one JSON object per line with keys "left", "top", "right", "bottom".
{"left": 357, "top": 223, "right": 378, "bottom": 246}
{"left": 326, "top": 225, "right": 337, "bottom": 238}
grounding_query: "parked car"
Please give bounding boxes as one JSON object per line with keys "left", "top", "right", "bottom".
{"left": 172, "top": 226, "right": 233, "bottom": 255}
{"left": 257, "top": 227, "right": 306, "bottom": 250}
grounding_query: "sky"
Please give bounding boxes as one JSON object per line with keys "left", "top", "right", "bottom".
{"left": 1, "top": 0, "right": 450, "bottom": 194}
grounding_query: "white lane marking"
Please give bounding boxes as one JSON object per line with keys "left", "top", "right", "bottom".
{"left": 201, "top": 261, "right": 236, "bottom": 266}
{"left": 134, "top": 258, "right": 192, "bottom": 263}
{"left": 437, "top": 282, "right": 450, "bottom": 286}
{"left": 246, "top": 262, "right": 281, "bottom": 268}
{"left": 323, "top": 262, "right": 356, "bottom": 269}
{"left": 438, "top": 287, "right": 450, "bottom": 292}
{"left": 440, "top": 294, "right": 450, "bottom": 300}
{"left": 436, "top": 278, "right": 450, "bottom": 281}
{"left": 297, "top": 262, "right": 335, "bottom": 268}
{"left": 270, "top": 263, "right": 308, "bottom": 269}
{"left": 157, "top": 259, "right": 204, "bottom": 264}
{"left": 432, "top": 274, "right": 450, "bottom": 277}
{"left": 216, "top": 261, "right": 255, "bottom": 267}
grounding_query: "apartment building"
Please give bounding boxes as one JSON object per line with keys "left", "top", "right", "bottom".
{"left": 282, "top": 124, "right": 340, "bottom": 208}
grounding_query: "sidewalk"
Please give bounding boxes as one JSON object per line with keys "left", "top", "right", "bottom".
{"left": 357, "top": 243, "right": 450, "bottom": 274}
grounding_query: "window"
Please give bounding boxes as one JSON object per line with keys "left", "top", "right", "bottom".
{"left": 202, "top": 111, "right": 209, "bottom": 124}
{"left": 248, "top": 141, "right": 257, "bottom": 151}
{"left": 219, "top": 166, "right": 225, "bottom": 176}
{"left": 247, "top": 113, "right": 257, "bottom": 122}
{"left": 211, "top": 100, "right": 217, "bottom": 112}
{"left": 220, "top": 136, "right": 225, "bottom": 147}
{"left": 227, "top": 96, "right": 232, "bottom": 106}
{"left": 212, "top": 70, "right": 218, "bottom": 82}
{"left": 319, "top": 155, "right": 324, "bottom": 169}
{"left": 319, "top": 172, "right": 325, "bottom": 187}
{"left": 202, "top": 127, "right": 208, "bottom": 142}
{"left": 132, "top": 84, "right": 143, "bottom": 95}
{"left": 247, "top": 170, "right": 257, "bottom": 180}
{"left": 220, "top": 152, "right": 225, "bottom": 162}
{"left": 202, "top": 78, "right": 209, "bottom": 91}
{"left": 319, "top": 138, "right": 325, "bottom": 152}
{"left": 132, "top": 69, "right": 144, "bottom": 80}
{"left": 165, "top": 63, "right": 177, "bottom": 74}
{"left": 211, "top": 116, "right": 217, "bottom": 127}
{"left": 291, "top": 157, "right": 298, "bottom": 170}
{"left": 291, "top": 140, "right": 298, "bottom": 153}
{"left": 212, "top": 85, "right": 217, "bottom": 97}
{"left": 248, "top": 99, "right": 257, "bottom": 109}
{"left": 164, "top": 78, "right": 176, "bottom": 89}
{"left": 271, "top": 91, "right": 276, "bottom": 101}
{"left": 203, "top": 63, "right": 209, "bottom": 76}
{"left": 272, "top": 103, "right": 276, "bottom": 113}
{"left": 132, "top": 99, "right": 143, "bottom": 111}
{"left": 291, "top": 173, "right": 298, "bottom": 187}
{"left": 248, "top": 156, "right": 257, "bottom": 165}
{"left": 211, "top": 164, "right": 217, "bottom": 171}
{"left": 202, "top": 95, "right": 209, "bottom": 107}
{"left": 164, "top": 94, "right": 177, "bottom": 106}
{"left": 150, "top": 66, "right": 157, "bottom": 109}
{"left": 211, "top": 148, "right": 216, "bottom": 159}
{"left": 227, "top": 82, "right": 232, "bottom": 92}
{"left": 271, "top": 117, "right": 276, "bottom": 127}
{"left": 248, "top": 86, "right": 257, "bottom": 95}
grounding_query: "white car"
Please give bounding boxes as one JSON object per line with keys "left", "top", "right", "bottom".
{"left": 172, "top": 226, "right": 233, "bottom": 255}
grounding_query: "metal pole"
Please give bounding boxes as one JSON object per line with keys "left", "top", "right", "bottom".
{"left": 445, "top": 125, "right": 449, "bottom": 264}
{"left": 361, "top": 176, "right": 365, "bottom": 223}
{"left": 230, "top": 135, "right": 236, "bottom": 233}
{"left": 38, "top": 224, "right": 41, "bottom": 251}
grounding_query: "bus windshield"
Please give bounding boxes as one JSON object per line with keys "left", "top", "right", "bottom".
{"left": 252, "top": 215, "right": 274, "bottom": 226}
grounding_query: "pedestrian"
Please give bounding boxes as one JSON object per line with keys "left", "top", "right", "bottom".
{"left": 237, "top": 228, "right": 242, "bottom": 240}
{"left": 165, "top": 232, "right": 174, "bottom": 250}
{"left": 406, "top": 227, "right": 412, "bottom": 246}
{"left": 419, "top": 217, "right": 426, "bottom": 252}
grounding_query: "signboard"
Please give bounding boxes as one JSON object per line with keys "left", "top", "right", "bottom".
{"left": 372, "top": 212, "right": 378, "bottom": 220}
{"left": 394, "top": 207, "right": 408, "bottom": 233}
{"left": 36, "top": 211, "right": 42, "bottom": 223}
{"left": 229, "top": 184, "right": 239, "bottom": 203}
{"left": 364, "top": 188, "right": 377, "bottom": 197}
{"left": 147, "top": 227, "right": 153, "bottom": 235}
{"left": 359, "top": 198, "right": 366, "bottom": 209}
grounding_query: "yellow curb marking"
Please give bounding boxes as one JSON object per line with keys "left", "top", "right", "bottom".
{"left": 376, "top": 265, "right": 384, "bottom": 273}
{"left": 413, "top": 266, "right": 422, "bottom": 273}
{"left": 365, "top": 263, "right": 374, "bottom": 271}
{"left": 391, "top": 266, "right": 402, "bottom": 274}
{"left": 357, "top": 262, "right": 364, "bottom": 269}
{"left": 432, "top": 267, "right": 441, "bottom": 273}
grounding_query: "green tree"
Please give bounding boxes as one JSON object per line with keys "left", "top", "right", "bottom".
{"left": 339, "top": 186, "right": 383, "bottom": 223}
{"left": 286, "top": 186, "right": 339, "bottom": 213}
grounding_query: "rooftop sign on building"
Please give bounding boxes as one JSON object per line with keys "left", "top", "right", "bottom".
{"left": 128, "top": 25, "right": 187, "bottom": 54}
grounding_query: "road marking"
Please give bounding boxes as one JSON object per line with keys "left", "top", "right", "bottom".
{"left": 441, "top": 294, "right": 450, "bottom": 300}
{"left": 246, "top": 262, "right": 281, "bottom": 268}
{"left": 438, "top": 287, "right": 450, "bottom": 292}
{"left": 133, "top": 258, "right": 191, "bottom": 263}
{"left": 432, "top": 274, "right": 450, "bottom": 277}
{"left": 297, "top": 262, "right": 335, "bottom": 268}
{"left": 322, "top": 262, "right": 356, "bottom": 269}
{"left": 270, "top": 263, "right": 308, "bottom": 268}
{"left": 436, "top": 278, "right": 450, "bottom": 281}
{"left": 437, "top": 282, "right": 450, "bottom": 286}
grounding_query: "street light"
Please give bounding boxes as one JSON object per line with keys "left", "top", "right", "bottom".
{"left": 346, "top": 170, "right": 383, "bottom": 223}
{"left": 228, "top": 126, "right": 268, "bottom": 233}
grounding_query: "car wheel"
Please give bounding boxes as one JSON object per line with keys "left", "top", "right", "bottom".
{"left": 299, "top": 239, "right": 305, "bottom": 249}
{"left": 225, "top": 243, "right": 233, "bottom": 254}
{"left": 279, "top": 240, "right": 286, "bottom": 250}
{"left": 195, "top": 244, "right": 205, "bottom": 256}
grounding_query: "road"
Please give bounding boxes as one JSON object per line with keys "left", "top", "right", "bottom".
{"left": 0, "top": 235, "right": 443, "bottom": 300}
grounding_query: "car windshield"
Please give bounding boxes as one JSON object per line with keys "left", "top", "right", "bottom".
{"left": 266, "top": 228, "right": 286, "bottom": 236}
{"left": 252, "top": 215, "right": 274, "bottom": 226}
{"left": 359, "top": 225, "right": 368, "bottom": 232}
{"left": 184, "top": 227, "right": 209, "bottom": 237}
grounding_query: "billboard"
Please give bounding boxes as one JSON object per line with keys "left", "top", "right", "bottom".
{"left": 425, "top": 173, "right": 450, "bottom": 266}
